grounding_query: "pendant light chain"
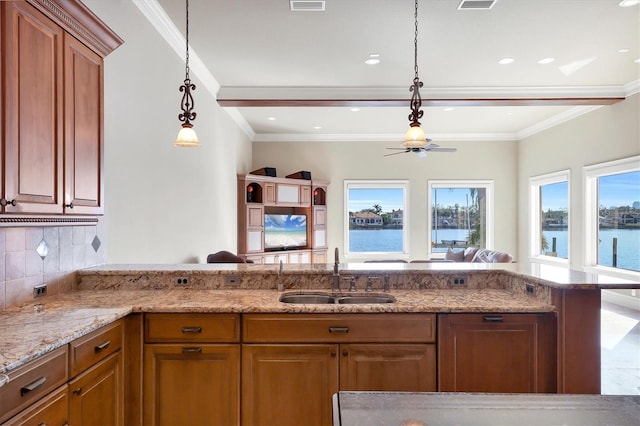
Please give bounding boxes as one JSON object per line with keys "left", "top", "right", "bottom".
{"left": 185, "top": 0, "right": 190, "bottom": 80}
{"left": 413, "top": 0, "right": 419, "bottom": 81}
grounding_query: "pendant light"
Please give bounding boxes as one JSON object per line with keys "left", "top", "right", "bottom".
{"left": 403, "top": 0, "right": 427, "bottom": 148}
{"left": 175, "top": 0, "right": 200, "bottom": 147}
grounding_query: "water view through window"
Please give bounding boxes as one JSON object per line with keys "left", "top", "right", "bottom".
{"left": 431, "top": 186, "right": 488, "bottom": 253}
{"left": 597, "top": 171, "right": 640, "bottom": 272}
{"left": 540, "top": 181, "right": 569, "bottom": 259}
{"left": 347, "top": 184, "right": 406, "bottom": 253}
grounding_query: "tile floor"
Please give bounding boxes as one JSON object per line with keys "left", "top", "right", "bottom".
{"left": 601, "top": 301, "right": 640, "bottom": 395}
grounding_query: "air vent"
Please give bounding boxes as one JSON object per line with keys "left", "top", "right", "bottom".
{"left": 290, "top": 1, "right": 325, "bottom": 12}
{"left": 457, "top": 0, "right": 496, "bottom": 10}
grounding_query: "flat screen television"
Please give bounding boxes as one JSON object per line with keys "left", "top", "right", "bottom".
{"left": 264, "top": 214, "right": 307, "bottom": 250}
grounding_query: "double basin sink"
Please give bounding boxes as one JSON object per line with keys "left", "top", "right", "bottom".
{"left": 279, "top": 292, "right": 396, "bottom": 305}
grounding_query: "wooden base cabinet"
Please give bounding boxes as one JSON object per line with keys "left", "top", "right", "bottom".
{"left": 242, "top": 314, "right": 436, "bottom": 426}
{"left": 2, "top": 385, "right": 68, "bottom": 426}
{"left": 438, "top": 313, "right": 556, "bottom": 393}
{"left": 339, "top": 344, "right": 436, "bottom": 392}
{"left": 143, "top": 313, "right": 241, "bottom": 426}
{"left": 242, "top": 345, "right": 338, "bottom": 426}
{"left": 69, "top": 352, "right": 122, "bottom": 426}
{"left": 144, "top": 345, "right": 240, "bottom": 426}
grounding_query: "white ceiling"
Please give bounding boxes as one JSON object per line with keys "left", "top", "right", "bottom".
{"left": 144, "top": 0, "right": 640, "bottom": 142}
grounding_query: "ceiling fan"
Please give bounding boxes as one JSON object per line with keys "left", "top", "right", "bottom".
{"left": 385, "top": 140, "right": 457, "bottom": 158}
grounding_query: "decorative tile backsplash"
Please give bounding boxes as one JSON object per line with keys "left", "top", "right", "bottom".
{"left": 0, "top": 223, "right": 106, "bottom": 310}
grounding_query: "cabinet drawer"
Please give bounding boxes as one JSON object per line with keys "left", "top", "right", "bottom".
{"left": 2, "top": 384, "right": 68, "bottom": 426}
{"left": 69, "top": 321, "right": 122, "bottom": 377}
{"left": 243, "top": 314, "right": 436, "bottom": 343}
{"left": 0, "top": 346, "right": 68, "bottom": 424}
{"left": 145, "top": 313, "right": 240, "bottom": 343}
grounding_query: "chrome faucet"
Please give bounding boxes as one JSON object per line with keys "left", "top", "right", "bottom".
{"left": 333, "top": 247, "right": 340, "bottom": 291}
{"left": 277, "top": 260, "right": 285, "bottom": 292}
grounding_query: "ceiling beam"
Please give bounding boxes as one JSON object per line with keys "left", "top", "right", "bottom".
{"left": 217, "top": 97, "right": 624, "bottom": 108}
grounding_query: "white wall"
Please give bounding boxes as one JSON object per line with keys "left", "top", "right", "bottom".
{"left": 84, "top": 0, "right": 252, "bottom": 264}
{"left": 517, "top": 94, "right": 640, "bottom": 273}
{"left": 252, "top": 139, "right": 518, "bottom": 261}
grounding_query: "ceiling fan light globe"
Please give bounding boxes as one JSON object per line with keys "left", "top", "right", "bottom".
{"left": 175, "top": 125, "right": 201, "bottom": 147}
{"left": 403, "top": 125, "right": 427, "bottom": 148}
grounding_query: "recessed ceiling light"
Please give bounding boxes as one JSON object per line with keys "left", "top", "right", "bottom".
{"left": 350, "top": 108, "right": 360, "bottom": 112}
{"left": 267, "top": 117, "right": 276, "bottom": 121}
{"left": 537, "top": 57, "right": 554, "bottom": 64}
{"left": 365, "top": 53, "right": 381, "bottom": 65}
{"left": 498, "top": 57, "right": 514, "bottom": 65}
{"left": 619, "top": 0, "right": 640, "bottom": 7}
{"left": 313, "top": 125, "right": 322, "bottom": 130}
{"left": 635, "top": 58, "right": 640, "bottom": 63}
{"left": 444, "top": 107, "right": 455, "bottom": 112}
{"left": 618, "top": 48, "right": 630, "bottom": 53}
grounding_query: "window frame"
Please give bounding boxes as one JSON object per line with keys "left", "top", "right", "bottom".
{"left": 343, "top": 180, "right": 410, "bottom": 260}
{"left": 583, "top": 155, "right": 640, "bottom": 278}
{"left": 528, "top": 169, "right": 571, "bottom": 266}
{"left": 427, "top": 180, "right": 494, "bottom": 258}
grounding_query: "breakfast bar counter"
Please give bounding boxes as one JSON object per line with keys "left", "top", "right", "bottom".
{"left": 333, "top": 392, "right": 640, "bottom": 426}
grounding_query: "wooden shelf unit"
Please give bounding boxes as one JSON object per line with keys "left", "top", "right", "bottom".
{"left": 237, "top": 174, "right": 328, "bottom": 264}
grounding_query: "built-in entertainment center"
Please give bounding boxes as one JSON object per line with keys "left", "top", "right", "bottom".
{"left": 237, "top": 171, "right": 328, "bottom": 264}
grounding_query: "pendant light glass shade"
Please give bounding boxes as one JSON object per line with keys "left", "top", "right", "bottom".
{"left": 175, "top": 124, "right": 200, "bottom": 147}
{"left": 403, "top": 124, "right": 427, "bottom": 148}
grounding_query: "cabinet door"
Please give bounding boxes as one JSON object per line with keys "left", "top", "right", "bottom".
{"left": 438, "top": 313, "right": 556, "bottom": 393}
{"left": 300, "top": 185, "right": 311, "bottom": 206}
{"left": 69, "top": 351, "right": 123, "bottom": 426}
{"left": 247, "top": 205, "right": 263, "bottom": 228}
{"left": 242, "top": 344, "right": 338, "bottom": 426}
{"left": 264, "top": 183, "right": 276, "bottom": 205}
{"left": 313, "top": 250, "right": 327, "bottom": 264}
{"left": 144, "top": 344, "right": 240, "bottom": 426}
{"left": 64, "top": 34, "right": 104, "bottom": 214}
{"left": 2, "top": 1, "right": 64, "bottom": 213}
{"left": 340, "top": 344, "right": 436, "bottom": 392}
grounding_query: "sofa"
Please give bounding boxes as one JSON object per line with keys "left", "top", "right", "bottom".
{"left": 444, "top": 247, "right": 514, "bottom": 263}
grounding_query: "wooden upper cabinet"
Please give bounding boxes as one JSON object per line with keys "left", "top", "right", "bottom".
{"left": 64, "top": 34, "right": 104, "bottom": 214}
{"left": 1, "top": 1, "right": 64, "bottom": 214}
{"left": 0, "top": 0, "right": 122, "bottom": 216}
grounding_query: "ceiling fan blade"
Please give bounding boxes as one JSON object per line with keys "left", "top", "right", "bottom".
{"left": 425, "top": 143, "right": 440, "bottom": 149}
{"left": 384, "top": 151, "right": 408, "bottom": 157}
{"left": 428, "top": 147, "right": 457, "bottom": 152}
{"left": 386, "top": 147, "right": 409, "bottom": 150}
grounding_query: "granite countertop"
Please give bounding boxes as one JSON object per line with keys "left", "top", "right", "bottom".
{"left": 334, "top": 392, "right": 640, "bottom": 426}
{"left": 0, "top": 287, "right": 553, "bottom": 376}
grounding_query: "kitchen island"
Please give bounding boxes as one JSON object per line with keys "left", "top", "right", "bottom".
{"left": 1, "top": 262, "right": 638, "bottom": 425}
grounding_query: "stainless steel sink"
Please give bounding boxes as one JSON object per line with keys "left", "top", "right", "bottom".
{"left": 279, "top": 293, "right": 336, "bottom": 304}
{"left": 337, "top": 295, "right": 396, "bottom": 304}
{"left": 279, "top": 293, "right": 395, "bottom": 304}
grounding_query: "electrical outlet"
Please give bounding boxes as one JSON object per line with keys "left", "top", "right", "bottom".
{"left": 175, "top": 277, "right": 189, "bottom": 285}
{"left": 224, "top": 275, "right": 241, "bottom": 287}
{"left": 526, "top": 284, "right": 535, "bottom": 294}
{"left": 33, "top": 285, "right": 47, "bottom": 298}
{"left": 450, "top": 276, "right": 468, "bottom": 286}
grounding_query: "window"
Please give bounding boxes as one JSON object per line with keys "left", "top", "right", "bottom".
{"left": 584, "top": 156, "right": 640, "bottom": 274}
{"left": 427, "top": 180, "right": 494, "bottom": 257}
{"left": 344, "top": 181, "right": 409, "bottom": 257}
{"left": 529, "top": 170, "right": 570, "bottom": 263}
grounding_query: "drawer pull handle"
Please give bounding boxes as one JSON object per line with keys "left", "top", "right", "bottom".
{"left": 181, "top": 326, "right": 202, "bottom": 334}
{"left": 182, "top": 347, "right": 202, "bottom": 354}
{"left": 72, "top": 388, "right": 82, "bottom": 395}
{"left": 482, "top": 315, "right": 504, "bottom": 322}
{"left": 95, "top": 340, "right": 111, "bottom": 352}
{"left": 329, "top": 327, "right": 349, "bottom": 334}
{"left": 20, "top": 377, "right": 46, "bottom": 396}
